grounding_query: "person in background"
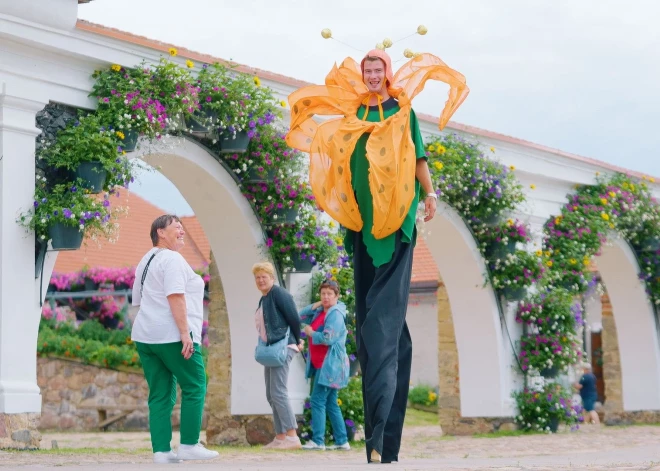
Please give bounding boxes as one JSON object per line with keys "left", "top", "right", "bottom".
{"left": 299, "top": 280, "right": 351, "bottom": 451}
{"left": 574, "top": 362, "right": 600, "bottom": 424}
{"left": 252, "top": 262, "right": 304, "bottom": 450}
{"left": 132, "top": 215, "right": 219, "bottom": 464}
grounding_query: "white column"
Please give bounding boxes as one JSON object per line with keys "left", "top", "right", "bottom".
{"left": 0, "top": 85, "right": 46, "bottom": 413}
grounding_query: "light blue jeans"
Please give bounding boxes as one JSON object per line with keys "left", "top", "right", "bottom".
{"left": 310, "top": 370, "right": 348, "bottom": 446}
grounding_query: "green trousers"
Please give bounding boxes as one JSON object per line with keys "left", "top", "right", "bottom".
{"left": 136, "top": 341, "right": 206, "bottom": 452}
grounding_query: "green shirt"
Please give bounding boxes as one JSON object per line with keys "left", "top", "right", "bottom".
{"left": 344, "top": 98, "right": 427, "bottom": 267}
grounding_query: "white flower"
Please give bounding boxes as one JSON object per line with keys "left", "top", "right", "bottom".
{"left": 79, "top": 224, "right": 84, "bottom": 230}
{"left": 40, "top": 235, "right": 46, "bottom": 240}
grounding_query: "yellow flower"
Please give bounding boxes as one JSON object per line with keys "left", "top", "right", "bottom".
{"left": 122, "top": 151, "right": 126, "bottom": 155}
{"left": 583, "top": 257, "right": 590, "bottom": 265}
{"left": 535, "top": 250, "right": 543, "bottom": 256}
{"left": 554, "top": 216, "right": 562, "bottom": 225}
{"left": 573, "top": 206, "right": 578, "bottom": 210}
{"left": 630, "top": 183, "right": 636, "bottom": 192}
{"left": 115, "top": 131, "right": 125, "bottom": 140}
{"left": 168, "top": 47, "right": 178, "bottom": 57}
{"left": 428, "top": 391, "right": 437, "bottom": 401}
{"left": 111, "top": 64, "right": 121, "bottom": 72}
{"left": 253, "top": 76, "right": 261, "bottom": 87}
{"left": 280, "top": 100, "right": 287, "bottom": 108}
{"left": 608, "top": 191, "right": 616, "bottom": 197}
{"left": 436, "top": 145, "right": 446, "bottom": 155}
{"left": 609, "top": 223, "right": 615, "bottom": 229}
{"left": 490, "top": 146, "right": 495, "bottom": 153}
{"left": 335, "top": 237, "right": 344, "bottom": 246}
{"left": 509, "top": 165, "right": 516, "bottom": 171}
{"left": 185, "top": 59, "right": 194, "bottom": 68}
{"left": 569, "top": 258, "right": 577, "bottom": 265}
{"left": 651, "top": 177, "right": 656, "bottom": 183}
{"left": 601, "top": 212, "right": 609, "bottom": 221}
{"left": 328, "top": 221, "right": 336, "bottom": 228}
{"left": 506, "top": 219, "right": 514, "bottom": 226}
{"left": 600, "top": 198, "right": 607, "bottom": 205}
{"left": 546, "top": 260, "right": 553, "bottom": 267}
{"left": 596, "top": 171, "right": 600, "bottom": 176}
{"left": 530, "top": 184, "right": 536, "bottom": 190}
{"left": 622, "top": 182, "right": 629, "bottom": 189}
{"left": 337, "top": 398, "right": 343, "bottom": 406}
{"left": 330, "top": 267, "right": 339, "bottom": 275}
{"left": 428, "top": 145, "right": 436, "bottom": 152}
{"left": 433, "top": 161, "right": 444, "bottom": 171}
{"left": 331, "top": 276, "right": 337, "bottom": 281}
{"left": 544, "top": 251, "right": 551, "bottom": 257}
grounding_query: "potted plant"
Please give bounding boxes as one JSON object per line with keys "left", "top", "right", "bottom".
{"left": 489, "top": 250, "right": 544, "bottom": 301}
{"left": 514, "top": 383, "right": 583, "bottom": 433}
{"left": 38, "top": 114, "right": 134, "bottom": 194}
{"left": 18, "top": 182, "right": 120, "bottom": 251}
{"left": 478, "top": 218, "right": 531, "bottom": 260}
{"left": 150, "top": 57, "right": 200, "bottom": 133}
{"left": 196, "top": 63, "right": 278, "bottom": 153}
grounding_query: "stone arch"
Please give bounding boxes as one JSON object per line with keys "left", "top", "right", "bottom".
{"left": 594, "top": 235, "right": 660, "bottom": 413}
{"left": 424, "top": 201, "right": 512, "bottom": 432}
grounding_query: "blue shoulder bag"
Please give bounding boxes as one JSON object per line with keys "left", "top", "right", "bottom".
{"left": 255, "top": 327, "right": 290, "bottom": 367}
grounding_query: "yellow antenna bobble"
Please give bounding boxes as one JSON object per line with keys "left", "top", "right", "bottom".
{"left": 417, "top": 25, "right": 428, "bottom": 35}
{"left": 403, "top": 48, "right": 415, "bottom": 58}
{"left": 321, "top": 28, "right": 332, "bottom": 39}
{"left": 376, "top": 42, "right": 385, "bottom": 50}
{"left": 382, "top": 38, "right": 393, "bottom": 48}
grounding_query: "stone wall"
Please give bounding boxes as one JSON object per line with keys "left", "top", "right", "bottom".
{"left": 0, "top": 413, "right": 41, "bottom": 449}
{"left": 38, "top": 357, "right": 150, "bottom": 431}
{"left": 37, "top": 357, "right": 210, "bottom": 432}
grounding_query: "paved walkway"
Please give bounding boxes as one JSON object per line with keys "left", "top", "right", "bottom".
{"left": 2, "top": 424, "right": 660, "bottom": 470}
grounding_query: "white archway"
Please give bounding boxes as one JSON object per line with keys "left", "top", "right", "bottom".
{"left": 134, "top": 137, "right": 307, "bottom": 415}
{"left": 424, "top": 202, "right": 511, "bottom": 417}
{"left": 597, "top": 235, "right": 660, "bottom": 410}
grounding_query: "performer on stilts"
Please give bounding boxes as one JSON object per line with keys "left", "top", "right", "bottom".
{"left": 286, "top": 27, "right": 469, "bottom": 464}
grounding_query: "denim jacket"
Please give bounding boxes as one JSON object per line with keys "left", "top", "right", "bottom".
{"left": 299, "top": 301, "right": 350, "bottom": 389}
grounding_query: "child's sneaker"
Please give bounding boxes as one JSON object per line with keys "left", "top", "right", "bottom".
{"left": 176, "top": 443, "right": 219, "bottom": 461}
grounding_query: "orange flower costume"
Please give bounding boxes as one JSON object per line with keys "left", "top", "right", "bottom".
{"left": 285, "top": 50, "right": 469, "bottom": 240}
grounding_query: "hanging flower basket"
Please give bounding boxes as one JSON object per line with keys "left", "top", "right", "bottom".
{"left": 121, "top": 130, "right": 139, "bottom": 152}
{"left": 270, "top": 207, "right": 299, "bottom": 224}
{"left": 49, "top": 222, "right": 84, "bottom": 251}
{"left": 540, "top": 365, "right": 560, "bottom": 378}
{"left": 185, "top": 108, "right": 218, "bottom": 136}
{"left": 290, "top": 252, "right": 314, "bottom": 273}
{"left": 75, "top": 162, "right": 107, "bottom": 194}
{"left": 219, "top": 130, "right": 250, "bottom": 154}
{"left": 548, "top": 416, "right": 560, "bottom": 433}
{"left": 500, "top": 286, "right": 526, "bottom": 302}
{"left": 485, "top": 240, "right": 516, "bottom": 260}
{"left": 349, "top": 358, "right": 360, "bottom": 377}
{"left": 639, "top": 237, "right": 660, "bottom": 252}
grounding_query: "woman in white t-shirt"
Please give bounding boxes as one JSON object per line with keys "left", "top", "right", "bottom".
{"left": 131, "top": 215, "right": 218, "bottom": 464}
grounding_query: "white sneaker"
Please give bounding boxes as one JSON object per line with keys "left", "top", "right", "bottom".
{"left": 327, "top": 442, "right": 351, "bottom": 451}
{"left": 177, "top": 443, "right": 220, "bottom": 461}
{"left": 302, "top": 441, "right": 326, "bottom": 450}
{"left": 153, "top": 451, "right": 182, "bottom": 464}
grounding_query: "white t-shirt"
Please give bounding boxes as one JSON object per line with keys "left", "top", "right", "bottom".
{"left": 131, "top": 248, "right": 205, "bottom": 344}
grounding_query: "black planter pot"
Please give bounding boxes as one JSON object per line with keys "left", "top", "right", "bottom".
{"left": 244, "top": 167, "right": 277, "bottom": 182}
{"left": 75, "top": 162, "right": 107, "bottom": 194}
{"left": 349, "top": 359, "right": 360, "bottom": 377}
{"left": 485, "top": 239, "right": 517, "bottom": 260}
{"left": 540, "top": 365, "right": 560, "bottom": 378}
{"left": 549, "top": 416, "right": 559, "bottom": 433}
{"left": 219, "top": 130, "right": 250, "bottom": 153}
{"left": 115, "top": 282, "right": 131, "bottom": 291}
{"left": 271, "top": 207, "right": 298, "bottom": 224}
{"left": 640, "top": 237, "right": 660, "bottom": 252}
{"left": 346, "top": 427, "right": 356, "bottom": 442}
{"left": 84, "top": 277, "right": 98, "bottom": 292}
{"left": 185, "top": 109, "right": 218, "bottom": 135}
{"left": 121, "top": 130, "right": 139, "bottom": 152}
{"left": 49, "top": 223, "right": 84, "bottom": 251}
{"left": 480, "top": 213, "right": 503, "bottom": 226}
{"left": 101, "top": 316, "right": 121, "bottom": 329}
{"left": 291, "top": 252, "right": 314, "bottom": 273}
{"left": 499, "top": 286, "right": 526, "bottom": 302}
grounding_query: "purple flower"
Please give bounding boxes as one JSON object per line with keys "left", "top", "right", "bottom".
{"left": 62, "top": 208, "right": 73, "bottom": 219}
{"left": 206, "top": 96, "right": 212, "bottom": 102}
{"left": 33, "top": 201, "right": 39, "bottom": 208}
{"left": 345, "top": 419, "right": 355, "bottom": 428}
{"left": 70, "top": 186, "right": 77, "bottom": 193}
{"left": 349, "top": 354, "right": 356, "bottom": 361}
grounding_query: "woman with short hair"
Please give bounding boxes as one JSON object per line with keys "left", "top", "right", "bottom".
{"left": 252, "top": 261, "right": 303, "bottom": 450}
{"left": 132, "top": 214, "right": 218, "bottom": 464}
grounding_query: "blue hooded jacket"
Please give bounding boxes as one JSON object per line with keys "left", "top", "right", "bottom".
{"left": 299, "top": 301, "right": 350, "bottom": 389}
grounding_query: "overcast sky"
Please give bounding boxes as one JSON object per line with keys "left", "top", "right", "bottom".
{"left": 79, "top": 0, "right": 660, "bottom": 214}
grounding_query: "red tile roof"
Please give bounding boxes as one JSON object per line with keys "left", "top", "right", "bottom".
{"left": 54, "top": 193, "right": 210, "bottom": 274}
{"left": 411, "top": 238, "right": 440, "bottom": 288}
